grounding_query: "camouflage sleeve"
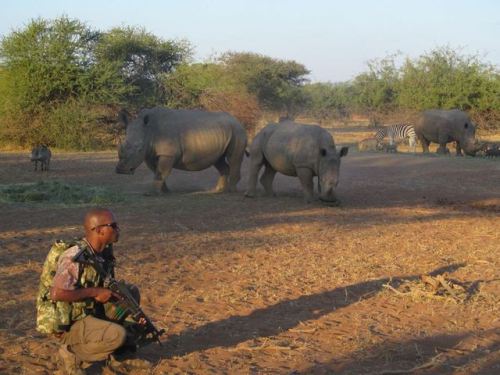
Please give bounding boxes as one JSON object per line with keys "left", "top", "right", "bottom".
{"left": 52, "top": 246, "right": 81, "bottom": 290}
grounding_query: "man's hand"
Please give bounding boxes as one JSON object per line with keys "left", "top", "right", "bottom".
{"left": 94, "top": 288, "right": 120, "bottom": 303}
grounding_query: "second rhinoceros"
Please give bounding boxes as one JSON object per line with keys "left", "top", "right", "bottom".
{"left": 116, "top": 107, "right": 247, "bottom": 194}
{"left": 245, "top": 120, "right": 348, "bottom": 203}
{"left": 414, "top": 109, "right": 479, "bottom": 156}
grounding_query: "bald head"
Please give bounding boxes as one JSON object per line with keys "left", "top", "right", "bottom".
{"left": 84, "top": 208, "right": 115, "bottom": 233}
{"left": 83, "top": 208, "right": 120, "bottom": 251}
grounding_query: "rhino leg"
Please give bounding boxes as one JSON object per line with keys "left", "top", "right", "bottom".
{"left": 437, "top": 144, "right": 450, "bottom": 155}
{"left": 148, "top": 155, "right": 174, "bottom": 195}
{"left": 245, "top": 149, "right": 265, "bottom": 198}
{"left": 455, "top": 142, "right": 463, "bottom": 157}
{"left": 259, "top": 164, "right": 276, "bottom": 196}
{"left": 226, "top": 150, "right": 244, "bottom": 193}
{"left": 418, "top": 135, "right": 430, "bottom": 153}
{"left": 296, "top": 167, "right": 314, "bottom": 203}
{"left": 213, "top": 157, "right": 229, "bottom": 193}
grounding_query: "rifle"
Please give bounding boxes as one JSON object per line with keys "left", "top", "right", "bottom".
{"left": 73, "top": 246, "right": 165, "bottom": 346}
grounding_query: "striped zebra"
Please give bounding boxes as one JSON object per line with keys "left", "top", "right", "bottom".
{"left": 374, "top": 124, "right": 417, "bottom": 152}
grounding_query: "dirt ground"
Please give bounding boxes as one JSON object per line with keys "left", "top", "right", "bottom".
{"left": 0, "top": 140, "right": 499, "bottom": 374}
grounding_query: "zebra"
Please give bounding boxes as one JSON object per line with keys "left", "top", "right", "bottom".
{"left": 374, "top": 124, "right": 417, "bottom": 152}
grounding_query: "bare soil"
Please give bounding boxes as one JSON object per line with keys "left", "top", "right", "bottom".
{"left": 0, "top": 142, "right": 499, "bottom": 374}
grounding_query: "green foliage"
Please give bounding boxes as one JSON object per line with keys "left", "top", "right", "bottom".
{"left": 0, "top": 16, "right": 130, "bottom": 148}
{"left": 96, "top": 26, "right": 192, "bottom": 109}
{"left": 0, "top": 180, "right": 125, "bottom": 205}
{"left": 163, "top": 62, "right": 261, "bottom": 133}
{"left": 303, "top": 82, "right": 352, "bottom": 123}
{"left": 350, "top": 54, "right": 400, "bottom": 114}
{"left": 398, "top": 47, "right": 500, "bottom": 112}
{"left": 303, "top": 48, "right": 499, "bottom": 130}
{"left": 0, "top": 17, "right": 127, "bottom": 111}
{"left": 219, "top": 52, "right": 310, "bottom": 115}
{"left": 164, "top": 63, "right": 234, "bottom": 108}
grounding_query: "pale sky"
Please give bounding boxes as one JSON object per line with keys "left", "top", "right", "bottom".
{"left": 1, "top": 0, "right": 498, "bottom": 82}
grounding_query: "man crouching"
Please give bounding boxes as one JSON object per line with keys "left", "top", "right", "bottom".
{"left": 36, "top": 208, "right": 141, "bottom": 374}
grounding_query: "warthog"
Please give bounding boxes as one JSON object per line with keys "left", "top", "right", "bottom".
{"left": 358, "top": 138, "right": 379, "bottom": 152}
{"left": 31, "top": 145, "right": 52, "bottom": 171}
{"left": 477, "top": 142, "right": 500, "bottom": 158}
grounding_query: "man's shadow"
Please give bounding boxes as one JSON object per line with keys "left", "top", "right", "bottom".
{"left": 141, "top": 263, "right": 466, "bottom": 361}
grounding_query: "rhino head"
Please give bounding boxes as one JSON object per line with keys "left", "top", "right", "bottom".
{"left": 459, "top": 121, "right": 478, "bottom": 156}
{"left": 115, "top": 111, "right": 149, "bottom": 175}
{"left": 317, "top": 146, "right": 349, "bottom": 202}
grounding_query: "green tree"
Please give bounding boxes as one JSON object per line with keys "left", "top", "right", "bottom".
{"left": 219, "top": 52, "right": 310, "bottom": 115}
{"left": 398, "top": 46, "right": 500, "bottom": 112}
{"left": 95, "top": 26, "right": 192, "bottom": 109}
{"left": 163, "top": 62, "right": 260, "bottom": 134}
{"left": 350, "top": 54, "right": 400, "bottom": 114}
{"left": 0, "top": 16, "right": 129, "bottom": 148}
{"left": 303, "top": 82, "right": 352, "bottom": 124}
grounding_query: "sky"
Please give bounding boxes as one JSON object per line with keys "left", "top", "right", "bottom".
{"left": 1, "top": 0, "right": 499, "bottom": 83}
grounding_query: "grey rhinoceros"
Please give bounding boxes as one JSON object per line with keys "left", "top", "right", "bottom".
{"left": 414, "top": 109, "right": 479, "bottom": 156}
{"left": 31, "top": 145, "right": 51, "bottom": 171}
{"left": 245, "top": 120, "right": 348, "bottom": 203}
{"left": 116, "top": 107, "right": 247, "bottom": 194}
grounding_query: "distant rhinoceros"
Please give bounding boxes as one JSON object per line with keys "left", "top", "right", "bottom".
{"left": 245, "top": 120, "right": 348, "bottom": 203}
{"left": 414, "top": 109, "right": 480, "bottom": 156}
{"left": 116, "top": 107, "right": 247, "bottom": 194}
{"left": 31, "top": 145, "right": 51, "bottom": 171}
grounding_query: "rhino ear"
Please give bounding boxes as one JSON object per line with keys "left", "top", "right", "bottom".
{"left": 320, "top": 148, "right": 327, "bottom": 157}
{"left": 339, "top": 146, "right": 349, "bottom": 158}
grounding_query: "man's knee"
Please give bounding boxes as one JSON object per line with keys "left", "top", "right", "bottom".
{"left": 106, "top": 323, "right": 127, "bottom": 350}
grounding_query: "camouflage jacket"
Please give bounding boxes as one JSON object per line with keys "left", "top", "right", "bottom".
{"left": 36, "top": 239, "right": 115, "bottom": 334}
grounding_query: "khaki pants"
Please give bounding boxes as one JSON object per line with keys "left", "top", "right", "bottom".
{"left": 62, "top": 315, "right": 126, "bottom": 362}
{"left": 62, "top": 284, "right": 140, "bottom": 362}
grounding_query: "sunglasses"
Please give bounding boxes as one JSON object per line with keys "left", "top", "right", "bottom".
{"left": 92, "top": 222, "right": 119, "bottom": 230}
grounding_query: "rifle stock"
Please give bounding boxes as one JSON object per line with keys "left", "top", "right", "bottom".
{"left": 72, "top": 247, "right": 165, "bottom": 345}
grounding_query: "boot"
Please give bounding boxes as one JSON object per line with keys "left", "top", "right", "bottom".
{"left": 58, "top": 344, "right": 85, "bottom": 375}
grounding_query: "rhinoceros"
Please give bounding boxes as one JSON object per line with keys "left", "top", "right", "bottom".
{"left": 116, "top": 107, "right": 247, "bottom": 194}
{"left": 31, "top": 145, "right": 51, "bottom": 171}
{"left": 414, "top": 109, "right": 480, "bottom": 156}
{"left": 245, "top": 120, "right": 348, "bottom": 203}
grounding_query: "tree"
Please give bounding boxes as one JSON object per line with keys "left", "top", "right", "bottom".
{"left": 0, "top": 16, "right": 129, "bottom": 148}
{"left": 219, "top": 52, "right": 310, "bottom": 115}
{"left": 398, "top": 46, "right": 500, "bottom": 112}
{"left": 163, "top": 62, "right": 260, "bottom": 134}
{"left": 95, "top": 26, "right": 192, "bottom": 109}
{"left": 350, "top": 54, "right": 400, "bottom": 114}
{"left": 303, "top": 82, "right": 352, "bottom": 124}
